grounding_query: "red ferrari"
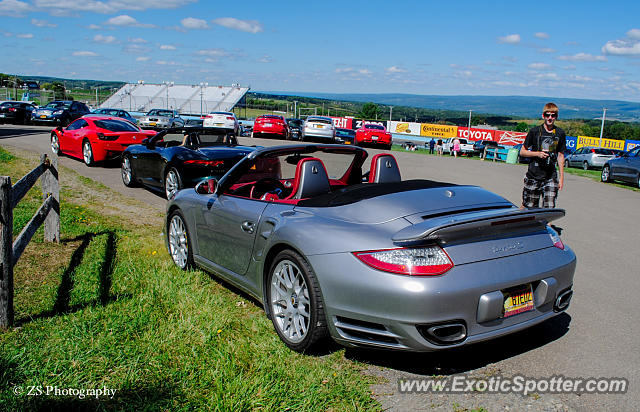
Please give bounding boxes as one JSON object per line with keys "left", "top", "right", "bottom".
{"left": 252, "top": 114, "right": 289, "bottom": 139}
{"left": 355, "top": 123, "right": 393, "bottom": 150}
{"left": 51, "top": 116, "right": 156, "bottom": 166}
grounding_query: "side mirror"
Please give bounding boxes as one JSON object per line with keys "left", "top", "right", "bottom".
{"left": 195, "top": 178, "right": 218, "bottom": 195}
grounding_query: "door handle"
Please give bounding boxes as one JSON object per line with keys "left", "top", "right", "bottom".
{"left": 241, "top": 221, "right": 255, "bottom": 234}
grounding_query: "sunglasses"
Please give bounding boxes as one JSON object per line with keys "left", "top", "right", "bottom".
{"left": 544, "top": 112, "right": 558, "bottom": 118}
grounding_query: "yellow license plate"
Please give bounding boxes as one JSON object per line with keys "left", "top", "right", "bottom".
{"left": 149, "top": 122, "right": 156, "bottom": 126}
{"left": 345, "top": 141, "right": 351, "bottom": 144}
{"left": 315, "top": 124, "right": 324, "bottom": 128}
{"left": 40, "top": 115, "right": 47, "bottom": 118}
{"left": 503, "top": 284, "right": 534, "bottom": 317}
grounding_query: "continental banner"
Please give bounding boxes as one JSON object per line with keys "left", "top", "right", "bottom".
{"left": 577, "top": 136, "right": 625, "bottom": 150}
{"left": 419, "top": 123, "right": 458, "bottom": 138}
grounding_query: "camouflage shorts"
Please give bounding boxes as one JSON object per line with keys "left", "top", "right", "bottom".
{"left": 522, "top": 175, "right": 559, "bottom": 208}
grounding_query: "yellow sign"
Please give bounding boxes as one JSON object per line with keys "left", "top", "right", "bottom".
{"left": 420, "top": 123, "right": 458, "bottom": 138}
{"left": 577, "top": 136, "right": 625, "bottom": 150}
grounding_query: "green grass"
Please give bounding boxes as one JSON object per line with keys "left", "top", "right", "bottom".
{"left": 0, "top": 146, "right": 379, "bottom": 411}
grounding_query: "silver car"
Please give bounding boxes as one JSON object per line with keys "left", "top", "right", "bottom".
{"left": 138, "top": 109, "right": 184, "bottom": 129}
{"left": 166, "top": 144, "right": 576, "bottom": 352}
{"left": 302, "top": 116, "right": 335, "bottom": 142}
{"left": 565, "top": 146, "right": 616, "bottom": 170}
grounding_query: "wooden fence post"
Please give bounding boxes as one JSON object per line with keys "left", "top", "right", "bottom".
{"left": 42, "top": 155, "right": 60, "bottom": 243}
{"left": 0, "top": 176, "right": 14, "bottom": 328}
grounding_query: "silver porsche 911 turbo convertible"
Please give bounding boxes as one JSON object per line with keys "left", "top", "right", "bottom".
{"left": 165, "top": 144, "right": 576, "bottom": 352}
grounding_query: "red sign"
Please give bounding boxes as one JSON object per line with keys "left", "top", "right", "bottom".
{"left": 330, "top": 116, "right": 354, "bottom": 129}
{"left": 457, "top": 127, "right": 496, "bottom": 141}
{"left": 495, "top": 130, "right": 526, "bottom": 146}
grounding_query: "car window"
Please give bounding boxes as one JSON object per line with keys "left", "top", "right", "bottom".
{"left": 45, "top": 102, "right": 71, "bottom": 109}
{"left": 93, "top": 119, "right": 139, "bottom": 132}
{"left": 365, "top": 124, "right": 385, "bottom": 130}
{"left": 67, "top": 119, "right": 88, "bottom": 130}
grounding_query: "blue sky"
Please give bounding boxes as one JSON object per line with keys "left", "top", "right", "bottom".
{"left": 1, "top": 0, "right": 640, "bottom": 102}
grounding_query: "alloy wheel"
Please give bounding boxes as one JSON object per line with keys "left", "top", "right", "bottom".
{"left": 121, "top": 156, "right": 132, "bottom": 186}
{"left": 51, "top": 134, "right": 59, "bottom": 155}
{"left": 270, "top": 259, "right": 310, "bottom": 344}
{"left": 168, "top": 215, "right": 189, "bottom": 269}
{"left": 165, "top": 169, "right": 181, "bottom": 199}
{"left": 83, "top": 141, "right": 93, "bottom": 165}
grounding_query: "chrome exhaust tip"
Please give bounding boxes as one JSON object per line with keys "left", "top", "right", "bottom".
{"left": 418, "top": 321, "right": 467, "bottom": 345}
{"left": 554, "top": 289, "right": 573, "bottom": 312}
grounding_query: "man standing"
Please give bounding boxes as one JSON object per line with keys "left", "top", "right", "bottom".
{"left": 519, "top": 103, "right": 566, "bottom": 208}
{"left": 429, "top": 138, "right": 435, "bottom": 154}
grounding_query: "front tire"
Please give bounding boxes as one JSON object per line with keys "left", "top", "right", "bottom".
{"left": 82, "top": 139, "right": 95, "bottom": 166}
{"left": 167, "top": 210, "right": 194, "bottom": 270}
{"left": 601, "top": 165, "right": 611, "bottom": 183}
{"left": 51, "top": 133, "right": 60, "bottom": 155}
{"left": 165, "top": 167, "right": 183, "bottom": 199}
{"left": 267, "top": 250, "right": 328, "bottom": 352}
{"left": 564, "top": 159, "right": 569, "bottom": 168}
{"left": 121, "top": 154, "right": 137, "bottom": 187}
{"left": 583, "top": 161, "right": 589, "bottom": 171}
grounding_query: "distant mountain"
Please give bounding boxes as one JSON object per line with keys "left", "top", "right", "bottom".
{"left": 259, "top": 92, "right": 640, "bottom": 122}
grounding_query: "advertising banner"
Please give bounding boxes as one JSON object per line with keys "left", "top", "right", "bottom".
{"left": 566, "top": 136, "right": 577, "bottom": 152}
{"left": 624, "top": 139, "right": 640, "bottom": 151}
{"left": 495, "top": 130, "right": 527, "bottom": 146}
{"left": 354, "top": 119, "right": 386, "bottom": 130}
{"left": 577, "top": 136, "right": 625, "bottom": 150}
{"left": 419, "top": 123, "right": 458, "bottom": 138}
{"left": 457, "top": 127, "right": 496, "bottom": 142}
{"left": 330, "top": 116, "right": 355, "bottom": 129}
{"left": 388, "top": 121, "right": 422, "bottom": 136}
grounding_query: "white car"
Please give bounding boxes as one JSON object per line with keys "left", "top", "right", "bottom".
{"left": 302, "top": 116, "right": 335, "bottom": 142}
{"left": 203, "top": 111, "right": 239, "bottom": 134}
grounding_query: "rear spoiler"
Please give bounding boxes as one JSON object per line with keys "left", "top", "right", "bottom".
{"left": 392, "top": 208, "right": 565, "bottom": 245}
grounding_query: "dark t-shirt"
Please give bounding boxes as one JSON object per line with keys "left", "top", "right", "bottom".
{"left": 524, "top": 124, "right": 566, "bottom": 180}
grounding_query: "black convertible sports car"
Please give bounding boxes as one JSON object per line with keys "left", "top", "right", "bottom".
{"left": 121, "top": 128, "right": 257, "bottom": 199}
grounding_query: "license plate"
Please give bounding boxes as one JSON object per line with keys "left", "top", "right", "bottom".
{"left": 315, "top": 124, "right": 324, "bottom": 128}
{"left": 149, "top": 122, "right": 156, "bottom": 126}
{"left": 40, "top": 115, "right": 47, "bottom": 118}
{"left": 214, "top": 123, "right": 223, "bottom": 126}
{"left": 0, "top": 114, "right": 4, "bottom": 118}
{"left": 345, "top": 141, "right": 351, "bottom": 144}
{"left": 503, "top": 284, "right": 534, "bottom": 317}
{"left": 264, "top": 123, "right": 272, "bottom": 127}
{"left": 372, "top": 135, "right": 378, "bottom": 140}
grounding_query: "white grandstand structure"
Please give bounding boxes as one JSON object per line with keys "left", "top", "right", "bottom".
{"left": 100, "top": 82, "right": 250, "bottom": 115}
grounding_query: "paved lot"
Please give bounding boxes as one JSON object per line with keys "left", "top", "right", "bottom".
{"left": 1, "top": 125, "right": 638, "bottom": 410}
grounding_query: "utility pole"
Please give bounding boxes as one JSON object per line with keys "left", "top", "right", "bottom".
{"left": 389, "top": 106, "right": 393, "bottom": 121}
{"left": 599, "top": 108, "right": 607, "bottom": 148}
{"left": 468, "top": 110, "right": 473, "bottom": 131}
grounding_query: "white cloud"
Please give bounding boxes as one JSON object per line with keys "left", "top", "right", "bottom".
{"left": 212, "top": 17, "right": 262, "bottom": 34}
{"left": 123, "top": 44, "right": 150, "bottom": 54}
{"left": 105, "top": 15, "right": 155, "bottom": 28}
{"left": 258, "top": 55, "right": 272, "bottom": 63}
{"left": 93, "top": 34, "right": 117, "bottom": 44}
{"left": 160, "top": 44, "right": 176, "bottom": 50}
{"left": 73, "top": 51, "right": 99, "bottom": 57}
{"left": 196, "top": 49, "right": 230, "bottom": 58}
{"left": 31, "top": 18, "right": 58, "bottom": 28}
{"left": 498, "top": 34, "right": 521, "bottom": 44}
{"left": 557, "top": 52, "right": 607, "bottom": 62}
{"left": 181, "top": 17, "right": 208, "bottom": 29}
{"left": 17, "top": 33, "right": 34, "bottom": 38}
{"left": 386, "top": 66, "right": 407, "bottom": 73}
{"left": 528, "top": 62, "right": 552, "bottom": 70}
{"left": 602, "top": 40, "right": 640, "bottom": 56}
{"left": 87, "top": 24, "right": 101, "bottom": 30}
{"left": 32, "top": 0, "right": 195, "bottom": 15}
{"left": 534, "top": 32, "right": 549, "bottom": 39}
{"left": 136, "top": 56, "right": 150, "bottom": 61}
{"left": 129, "top": 37, "right": 147, "bottom": 43}
{"left": 359, "top": 69, "right": 372, "bottom": 75}
{"left": 627, "top": 28, "right": 640, "bottom": 39}
{"left": 0, "top": 0, "right": 30, "bottom": 17}
{"left": 538, "top": 47, "right": 555, "bottom": 53}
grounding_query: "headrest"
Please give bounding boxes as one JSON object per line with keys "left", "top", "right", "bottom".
{"left": 290, "top": 157, "right": 330, "bottom": 199}
{"left": 369, "top": 153, "right": 401, "bottom": 183}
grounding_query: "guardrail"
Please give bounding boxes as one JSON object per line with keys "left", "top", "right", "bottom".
{"left": 0, "top": 154, "right": 59, "bottom": 328}
{"left": 484, "top": 147, "right": 510, "bottom": 162}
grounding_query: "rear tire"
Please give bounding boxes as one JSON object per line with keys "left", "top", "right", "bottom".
{"left": 82, "top": 139, "right": 95, "bottom": 166}
{"left": 583, "top": 161, "right": 589, "bottom": 171}
{"left": 564, "top": 159, "right": 569, "bottom": 168}
{"left": 51, "top": 133, "right": 61, "bottom": 155}
{"left": 601, "top": 165, "right": 611, "bottom": 183}
{"left": 121, "top": 154, "right": 138, "bottom": 187}
{"left": 164, "top": 167, "right": 183, "bottom": 199}
{"left": 167, "top": 210, "right": 194, "bottom": 270}
{"left": 266, "top": 249, "right": 328, "bottom": 352}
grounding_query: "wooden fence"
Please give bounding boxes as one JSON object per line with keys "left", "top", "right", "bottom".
{"left": 0, "top": 154, "right": 59, "bottom": 328}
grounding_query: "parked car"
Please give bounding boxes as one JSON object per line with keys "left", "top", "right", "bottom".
{"left": 286, "top": 118, "right": 304, "bottom": 140}
{"left": 472, "top": 139, "right": 499, "bottom": 157}
{"left": 32, "top": 100, "right": 91, "bottom": 126}
{"left": 335, "top": 127, "right": 356, "bottom": 145}
{"left": 355, "top": 123, "right": 392, "bottom": 149}
{"left": 138, "top": 109, "right": 185, "bottom": 130}
{"left": 238, "top": 119, "right": 254, "bottom": 136}
{"left": 90, "top": 108, "right": 136, "bottom": 123}
{"left": 443, "top": 138, "right": 474, "bottom": 156}
{"left": 0, "top": 101, "right": 36, "bottom": 124}
{"left": 601, "top": 145, "right": 640, "bottom": 188}
{"left": 51, "top": 116, "right": 156, "bottom": 166}
{"left": 165, "top": 144, "right": 576, "bottom": 352}
{"left": 252, "top": 114, "right": 289, "bottom": 139}
{"left": 122, "top": 128, "right": 255, "bottom": 199}
{"left": 203, "top": 111, "right": 239, "bottom": 135}
{"left": 302, "top": 116, "right": 336, "bottom": 142}
{"left": 564, "top": 147, "right": 617, "bottom": 170}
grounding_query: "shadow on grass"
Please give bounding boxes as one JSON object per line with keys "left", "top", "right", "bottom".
{"left": 5, "top": 383, "right": 182, "bottom": 412}
{"left": 344, "top": 313, "right": 571, "bottom": 375}
{"left": 16, "top": 231, "right": 123, "bottom": 326}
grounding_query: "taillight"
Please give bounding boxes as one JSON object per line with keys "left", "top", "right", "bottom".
{"left": 353, "top": 246, "right": 453, "bottom": 276}
{"left": 547, "top": 226, "right": 564, "bottom": 250}
{"left": 97, "top": 133, "right": 119, "bottom": 141}
{"left": 205, "top": 115, "right": 213, "bottom": 118}
{"left": 590, "top": 149, "right": 596, "bottom": 153}
{"left": 226, "top": 116, "right": 235, "bottom": 120}
{"left": 184, "top": 160, "right": 224, "bottom": 167}
{"left": 8, "top": 108, "right": 17, "bottom": 112}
